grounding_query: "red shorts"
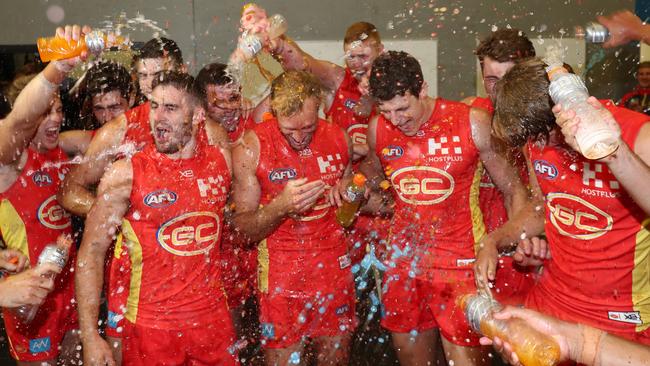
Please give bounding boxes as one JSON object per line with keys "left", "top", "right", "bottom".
{"left": 106, "top": 238, "right": 130, "bottom": 338}
{"left": 258, "top": 242, "right": 357, "bottom": 348}
{"left": 492, "top": 255, "right": 536, "bottom": 306}
{"left": 526, "top": 283, "right": 650, "bottom": 346}
{"left": 221, "top": 245, "right": 257, "bottom": 309}
{"left": 3, "top": 273, "right": 78, "bottom": 362}
{"left": 380, "top": 263, "right": 481, "bottom": 346}
{"left": 122, "top": 319, "right": 238, "bottom": 366}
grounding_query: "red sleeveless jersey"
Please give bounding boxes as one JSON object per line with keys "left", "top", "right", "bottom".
{"left": 123, "top": 101, "right": 154, "bottom": 148}
{"left": 325, "top": 68, "right": 373, "bottom": 147}
{"left": 121, "top": 140, "right": 231, "bottom": 329}
{"left": 527, "top": 101, "right": 650, "bottom": 335}
{"left": 254, "top": 118, "right": 349, "bottom": 250}
{"left": 0, "top": 147, "right": 76, "bottom": 321}
{"left": 375, "top": 98, "right": 485, "bottom": 272}
{"left": 0, "top": 147, "right": 73, "bottom": 263}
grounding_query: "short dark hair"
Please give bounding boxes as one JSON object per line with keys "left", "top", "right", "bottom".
{"left": 152, "top": 71, "right": 196, "bottom": 101}
{"left": 493, "top": 58, "right": 555, "bottom": 147}
{"left": 84, "top": 61, "right": 133, "bottom": 101}
{"left": 476, "top": 29, "right": 535, "bottom": 64}
{"left": 344, "top": 22, "right": 381, "bottom": 45}
{"left": 133, "top": 37, "right": 183, "bottom": 67}
{"left": 639, "top": 61, "right": 650, "bottom": 70}
{"left": 194, "top": 63, "right": 234, "bottom": 104}
{"left": 369, "top": 51, "right": 423, "bottom": 101}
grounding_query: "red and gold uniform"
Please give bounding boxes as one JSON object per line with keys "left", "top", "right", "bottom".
{"left": 0, "top": 147, "right": 77, "bottom": 362}
{"left": 105, "top": 101, "right": 153, "bottom": 338}
{"left": 525, "top": 101, "right": 650, "bottom": 345}
{"left": 119, "top": 137, "right": 236, "bottom": 365}
{"left": 254, "top": 118, "right": 356, "bottom": 348}
{"left": 375, "top": 99, "right": 483, "bottom": 345}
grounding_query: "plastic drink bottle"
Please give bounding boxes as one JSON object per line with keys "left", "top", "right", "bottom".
{"left": 575, "top": 22, "right": 609, "bottom": 43}
{"left": 37, "top": 30, "right": 127, "bottom": 62}
{"left": 460, "top": 294, "right": 561, "bottom": 366}
{"left": 336, "top": 174, "right": 367, "bottom": 228}
{"left": 545, "top": 59, "right": 619, "bottom": 159}
{"left": 13, "top": 243, "right": 70, "bottom": 323}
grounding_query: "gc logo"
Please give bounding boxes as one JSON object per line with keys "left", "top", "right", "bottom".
{"left": 156, "top": 211, "right": 220, "bottom": 256}
{"left": 546, "top": 193, "right": 613, "bottom": 240}
{"left": 37, "top": 195, "right": 71, "bottom": 230}
{"left": 391, "top": 166, "right": 455, "bottom": 205}
{"left": 347, "top": 123, "right": 367, "bottom": 145}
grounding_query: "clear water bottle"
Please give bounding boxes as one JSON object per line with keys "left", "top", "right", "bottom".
{"left": 13, "top": 244, "right": 69, "bottom": 323}
{"left": 460, "top": 294, "right": 561, "bottom": 366}
{"left": 546, "top": 65, "right": 619, "bottom": 159}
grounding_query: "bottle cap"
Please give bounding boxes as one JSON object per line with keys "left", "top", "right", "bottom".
{"left": 352, "top": 173, "right": 366, "bottom": 187}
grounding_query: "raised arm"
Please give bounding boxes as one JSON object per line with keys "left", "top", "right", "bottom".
{"left": 231, "top": 130, "right": 326, "bottom": 244}
{"left": 269, "top": 36, "right": 345, "bottom": 93}
{"left": 76, "top": 158, "right": 132, "bottom": 366}
{"left": 0, "top": 25, "right": 89, "bottom": 165}
{"left": 57, "top": 114, "right": 128, "bottom": 216}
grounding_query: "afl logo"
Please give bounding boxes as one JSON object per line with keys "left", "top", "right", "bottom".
{"left": 534, "top": 160, "right": 558, "bottom": 180}
{"left": 32, "top": 171, "right": 53, "bottom": 187}
{"left": 391, "top": 166, "right": 455, "bottom": 205}
{"left": 156, "top": 211, "right": 220, "bottom": 256}
{"left": 269, "top": 168, "right": 297, "bottom": 184}
{"left": 37, "top": 195, "right": 71, "bottom": 230}
{"left": 144, "top": 189, "right": 178, "bottom": 208}
{"left": 381, "top": 145, "right": 404, "bottom": 160}
{"left": 547, "top": 193, "right": 613, "bottom": 240}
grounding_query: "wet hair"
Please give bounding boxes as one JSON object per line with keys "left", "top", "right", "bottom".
{"left": 194, "top": 63, "right": 234, "bottom": 105}
{"left": 493, "top": 57, "right": 556, "bottom": 147}
{"left": 369, "top": 51, "right": 423, "bottom": 101}
{"left": 270, "top": 70, "right": 322, "bottom": 117}
{"left": 152, "top": 71, "right": 197, "bottom": 102}
{"left": 133, "top": 37, "right": 184, "bottom": 67}
{"left": 344, "top": 22, "right": 381, "bottom": 46}
{"left": 75, "top": 61, "right": 133, "bottom": 129}
{"left": 84, "top": 61, "right": 133, "bottom": 101}
{"left": 476, "top": 29, "right": 535, "bottom": 64}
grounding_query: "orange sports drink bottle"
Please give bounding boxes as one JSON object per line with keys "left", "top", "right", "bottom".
{"left": 37, "top": 30, "right": 127, "bottom": 62}
{"left": 460, "top": 294, "right": 561, "bottom": 366}
{"left": 336, "top": 173, "right": 366, "bottom": 228}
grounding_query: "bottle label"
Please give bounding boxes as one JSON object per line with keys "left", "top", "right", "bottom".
{"left": 346, "top": 189, "right": 360, "bottom": 202}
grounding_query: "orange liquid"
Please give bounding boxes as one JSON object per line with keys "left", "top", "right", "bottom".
{"left": 37, "top": 36, "right": 88, "bottom": 62}
{"left": 37, "top": 34, "right": 126, "bottom": 62}
{"left": 480, "top": 317, "right": 561, "bottom": 366}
